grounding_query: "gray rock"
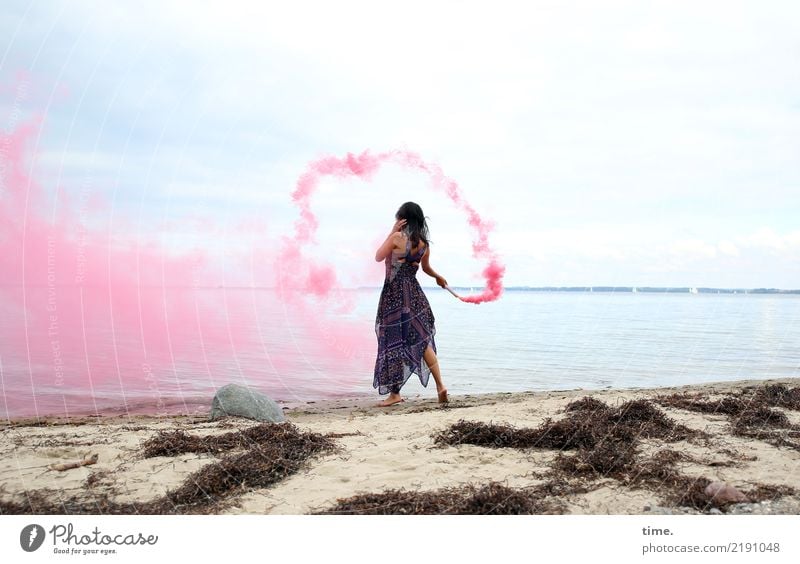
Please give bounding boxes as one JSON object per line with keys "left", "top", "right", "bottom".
{"left": 209, "top": 384, "right": 286, "bottom": 423}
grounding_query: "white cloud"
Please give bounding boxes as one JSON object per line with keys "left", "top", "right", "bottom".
{"left": 669, "top": 239, "right": 718, "bottom": 260}
{"left": 717, "top": 240, "right": 740, "bottom": 257}
{"left": 737, "top": 228, "right": 800, "bottom": 255}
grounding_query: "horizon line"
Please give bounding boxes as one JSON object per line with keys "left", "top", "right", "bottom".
{"left": 6, "top": 284, "right": 800, "bottom": 293}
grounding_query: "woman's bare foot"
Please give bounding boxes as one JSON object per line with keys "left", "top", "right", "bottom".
{"left": 377, "top": 393, "right": 404, "bottom": 407}
{"left": 437, "top": 387, "right": 448, "bottom": 404}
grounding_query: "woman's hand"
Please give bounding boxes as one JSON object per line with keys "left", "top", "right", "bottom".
{"left": 392, "top": 218, "right": 407, "bottom": 233}
{"left": 435, "top": 276, "right": 448, "bottom": 288}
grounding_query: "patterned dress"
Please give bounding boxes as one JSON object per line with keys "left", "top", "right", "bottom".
{"left": 373, "top": 236, "right": 437, "bottom": 395}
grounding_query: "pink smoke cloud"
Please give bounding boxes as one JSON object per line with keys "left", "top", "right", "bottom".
{"left": 0, "top": 73, "right": 504, "bottom": 419}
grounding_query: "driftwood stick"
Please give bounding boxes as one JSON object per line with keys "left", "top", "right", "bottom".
{"left": 49, "top": 453, "right": 99, "bottom": 472}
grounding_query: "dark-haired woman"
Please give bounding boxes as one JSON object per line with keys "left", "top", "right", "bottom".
{"left": 373, "top": 202, "right": 448, "bottom": 406}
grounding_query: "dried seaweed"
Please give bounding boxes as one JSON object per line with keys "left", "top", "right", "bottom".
{"left": 553, "top": 439, "right": 637, "bottom": 478}
{"left": 0, "top": 490, "right": 145, "bottom": 515}
{"left": 556, "top": 445, "right": 796, "bottom": 513}
{"left": 744, "top": 484, "right": 797, "bottom": 502}
{"left": 656, "top": 393, "right": 745, "bottom": 416}
{"left": 563, "top": 396, "right": 610, "bottom": 413}
{"left": 608, "top": 400, "right": 700, "bottom": 441}
{"left": 664, "top": 477, "right": 715, "bottom": 511}
{"left": 753, "top": 384, "right": 800, "bottom": 411}
{"left": 139, "top": 422, "right": 326, "bottom": 457}
{"left": 434, "top": 398, "right": 700, "bottom": 452}
{"left": 658, "top": 385, "right": 800, "bottom": 451}
{"left": 731, "top": 405, "right": 791, "bottom": 430}
{"left": 432, "top": 419, "right": 550, "bottom": 449}
{"left": 434, "top": 392, "right": 798, "bottom": 514}
{"left": 0, "top": 422, "right": 335, "bottom": 515}
{"left": 314, "top": 482, "right": 563, "bottom": 515}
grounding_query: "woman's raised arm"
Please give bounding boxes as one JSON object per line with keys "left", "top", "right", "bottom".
{"left": 375, "top": 232, "right": 402, "bottom": 262}
{"left": 375, "top": 218, "right": 407, "bottom": 262}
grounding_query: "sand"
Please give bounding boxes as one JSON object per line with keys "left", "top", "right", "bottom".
{"left": 2, "top": 378, "right": 799, "bottom": 515}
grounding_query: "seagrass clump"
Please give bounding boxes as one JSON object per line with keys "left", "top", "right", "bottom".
{"left": 659, "top": 384, "right": 800, "bottom": 418}
{"left": 432, "top": 419, "right": 548, "bottom": 449}
{"left": 608, "top": 399, "right": 701, "bottom": 441}
{"left": 0, "top": 490, "right": 146, "bottom": 515}
{"left": 657, "top": 393, "right": 745, "bottom": 416}
{"left": 553, "top": 438, "right": 637, "bottom": 478}
{"left": 731, "top": 404, "right": 791, "bottom": 430}
{"left": 657, "top": 475, "right": 789, "bottom": 512}
{"left": 563, "top": 396, "right": 610, "bottom": 413}
{"left": 0, "top": 422, "right": 335, "bottom": 515}
{"left": 140, "top": 422, "right": 328, "bottom": 457}
{"left": 657, "top": 386, "right": 800, "bottom": 451}
{"left": 152, "top": 436, "right": 333, "bottom": 512}
{"left": 314, "top": 482, "right": 562, "bottom": 515}
{"left": 434, "top": 398, "right": 698, "bottom": 452}
{"left": 743, "top": 484, "right": 797, "bottom": 502}
{"left": 612, "top": 449, "right": 794, "bottom": 512}
{"left": 753, "top": 384, "right": 800, "bottom": 411}
{"left": 623, "top": 449, "right": 688, "bottom": 486}
{"left": 432, "top": 398, "right": 794, "bottom": 514}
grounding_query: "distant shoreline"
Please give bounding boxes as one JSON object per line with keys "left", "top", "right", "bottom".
{"left": 495, "top": 287, "right": 800, "bottom": 294}
{"left": 6, "top": 284, "right": 799, "bottom": 294}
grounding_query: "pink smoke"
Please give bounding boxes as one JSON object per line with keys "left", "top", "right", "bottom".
{"left": 0, "top": 116, "right": 269, "bottom": 417}
{"left": 280, "top": 149, "right": 505, "bottom": 306}
{"left": 0, "top": 73, "right": 503, "bottom": 420}
{"left": 0, "top": 114, "right": 367, "bottom": 418}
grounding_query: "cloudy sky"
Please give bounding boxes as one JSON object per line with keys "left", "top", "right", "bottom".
{"left": 2, "top": 0, "right": 799, "bottom": 288}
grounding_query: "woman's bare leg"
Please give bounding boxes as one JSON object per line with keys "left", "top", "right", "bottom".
{"left": 424, "top": 345, "right": 448, "bottom": 402}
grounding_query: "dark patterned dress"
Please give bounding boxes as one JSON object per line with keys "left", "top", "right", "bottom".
{"left": 373, "top": 237, "right": 437, "bottom": 395}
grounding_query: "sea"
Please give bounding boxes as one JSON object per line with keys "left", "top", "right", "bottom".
{"left": 1, "top": 288, "right": 798, "bottom": 419}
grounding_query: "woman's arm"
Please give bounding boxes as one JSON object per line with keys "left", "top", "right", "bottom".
{"left": 374, "top": 219, "right": 407, "bottom": 262}
{"left": 421, "top": 246, "right": 447, "bottom": 287}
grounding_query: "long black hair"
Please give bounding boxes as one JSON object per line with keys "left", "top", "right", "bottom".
{"left": 395, "top": 202, "right": 429, "bottom": 248}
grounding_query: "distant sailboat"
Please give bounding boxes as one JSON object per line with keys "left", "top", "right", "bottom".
{"left": 689, "top": 287, "right": 698, "bottom": 294}
{"left": 632, "top": 287, "right": 638, "bottom": 293}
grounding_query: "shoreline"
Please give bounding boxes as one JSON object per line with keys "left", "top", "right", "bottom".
{"left": 4, "top": 376, "right": 797, "bottom": 426}
{"left": 2, "top": 377, "right": 799, "bottom": 515}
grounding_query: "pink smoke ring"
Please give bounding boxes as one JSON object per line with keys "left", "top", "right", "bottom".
{"left": 281, "top": 149, "right": 505, "bottom": 305}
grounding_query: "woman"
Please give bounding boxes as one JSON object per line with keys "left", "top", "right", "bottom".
{"left": 373, "top": 202, "right": 448, "bottom": 406}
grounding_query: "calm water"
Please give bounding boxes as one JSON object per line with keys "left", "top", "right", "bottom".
{"left": 1, "top": 289, "right": 798, "bottom": 419}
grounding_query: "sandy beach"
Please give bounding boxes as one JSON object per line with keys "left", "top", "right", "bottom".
{"left": 1, "top": 378, "right": 799, "bottom": 515}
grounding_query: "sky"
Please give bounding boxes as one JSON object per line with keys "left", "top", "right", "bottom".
{"left": 1, "top": 0, "right": 799, "bottom": 289}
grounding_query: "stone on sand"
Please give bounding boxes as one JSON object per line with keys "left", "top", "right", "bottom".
{"left": 209, "top": 383, "right": 286, "bottom": 423}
